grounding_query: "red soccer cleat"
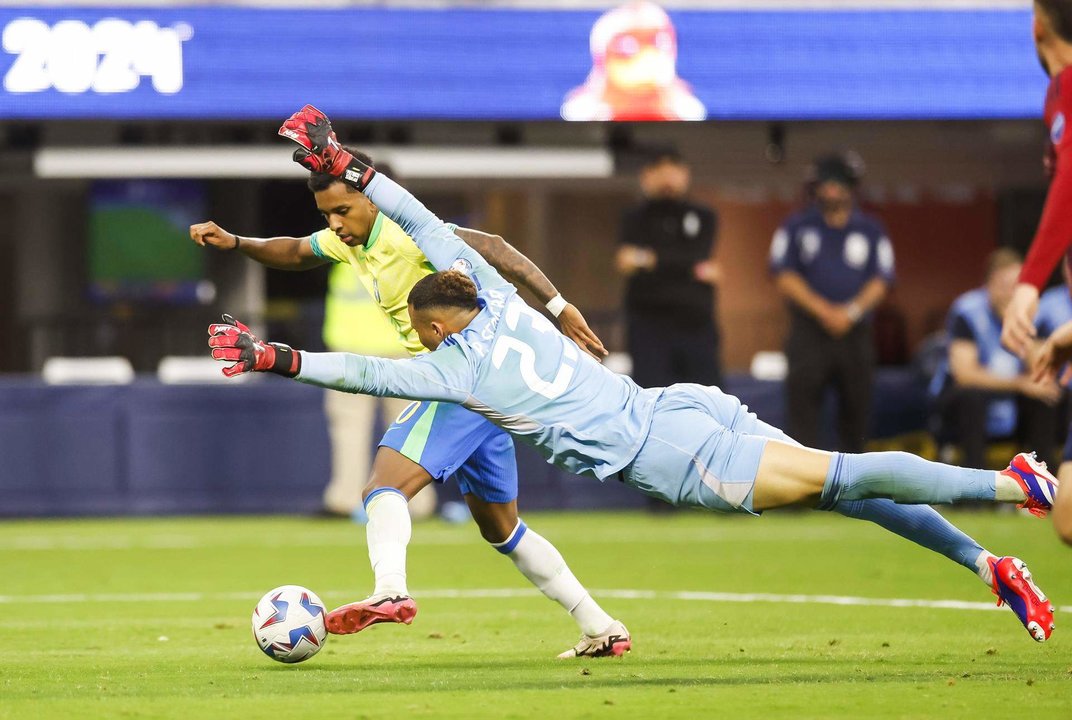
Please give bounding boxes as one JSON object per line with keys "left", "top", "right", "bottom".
{"left": 325, "top": 594, "right": 418, "bottom": 635}
{"left": 1001, "top": 452, "right": 1059, "bottom": 518}
{"left": 988, "top": 556, "right": 1055, "bottom": 642}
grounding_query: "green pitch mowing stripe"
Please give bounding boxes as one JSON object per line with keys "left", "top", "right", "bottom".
{"left": 0, "top": 511, "right": 1069, "bottom": 720}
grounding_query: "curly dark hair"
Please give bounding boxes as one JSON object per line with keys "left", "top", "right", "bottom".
{"left": 1038, "top": 0, "right": 1072, "bottom": 43}
{"left": 408, "top": 271, "right": 479, "bottom": 312}
{"left": 306, "top": 147, "right": 377, "bottom": 193}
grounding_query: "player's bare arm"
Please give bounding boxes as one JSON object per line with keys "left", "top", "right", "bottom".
{"left": 455, "top": 226, "right": 607, "bottom": 359}
{"left": 190, "top": 220, "right": 327, "bottom": 271}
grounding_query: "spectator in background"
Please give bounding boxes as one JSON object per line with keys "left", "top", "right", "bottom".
{"left": 930, "top": 248, "right": 1061, "bottom": 469}
{"left": 770, "top": 152, "right": 894, "bottom": 452}
{"left": 615, "top": 146, "right": 722, "bottom": 390}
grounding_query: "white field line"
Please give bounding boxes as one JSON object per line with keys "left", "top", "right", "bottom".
{"left": 0, "top": 527, "right": 846, "bottom": 551}
{"left": 0, "top": 587, "right": 1067, "bottom": 614}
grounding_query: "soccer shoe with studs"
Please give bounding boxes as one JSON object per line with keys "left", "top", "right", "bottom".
{"left": 988, "top": 556, "right": 1055, "bottom": 642}
{"left": 556, "top": 620, "right": 631, "bottom": 659}
{"left": 325, "top": 594, "right": 417, "bottom": 635}
{"left": 1001, "top": 452, "right": 1059, "bottom": 518}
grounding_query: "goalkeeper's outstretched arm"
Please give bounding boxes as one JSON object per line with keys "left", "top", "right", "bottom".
{"left": 208, "top": 315, "right": 473, "bottom": 404}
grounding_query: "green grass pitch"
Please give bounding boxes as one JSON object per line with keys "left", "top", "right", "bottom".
{"left": 0, "top": 510, "right": 1069, "bottom": 719}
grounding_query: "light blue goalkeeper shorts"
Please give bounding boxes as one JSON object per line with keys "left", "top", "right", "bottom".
{"left": 620, "top": 383, "right": 796, "bottom": 514}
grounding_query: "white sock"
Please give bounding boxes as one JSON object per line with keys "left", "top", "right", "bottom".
{"left": 994, "top": 472, "right": 1028, "bottom": 503}
{"left": 974, "top": 550, "right": 997, "bottom": 586}
{"left": 365, "top": 489, "right": 411, "bottom": 596}
{"left": 495, "top": 520, "right": 614, "bottom": 637}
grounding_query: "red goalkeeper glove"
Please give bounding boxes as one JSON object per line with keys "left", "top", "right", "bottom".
{"left": 207, "top": 314, "right": 301, "bottom": 378}
{"left": 277, "top": 104, "right": 376, "bottom": 191}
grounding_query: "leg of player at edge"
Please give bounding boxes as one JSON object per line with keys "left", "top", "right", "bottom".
{"left": 751, "top": 441, "right": 1058, "bottom": 642}
{"left": 325, "top": 447, "right": 629, "bottom": 658}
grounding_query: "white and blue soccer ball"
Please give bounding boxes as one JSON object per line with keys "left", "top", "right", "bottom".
{"left": 251, "top": 585, "right": 327, "bottom": 664}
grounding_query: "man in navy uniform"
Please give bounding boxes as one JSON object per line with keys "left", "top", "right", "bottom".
{"left": 770, "top": 152, "right": 894, "bottom": 452}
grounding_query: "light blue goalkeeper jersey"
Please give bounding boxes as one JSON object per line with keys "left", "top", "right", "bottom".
{"left": 297, "top": 173, "right": 662, "bottom": 480}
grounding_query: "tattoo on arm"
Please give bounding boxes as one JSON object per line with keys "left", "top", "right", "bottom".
{"left": 454, "top": 227, "right": 558, "bottom": 303}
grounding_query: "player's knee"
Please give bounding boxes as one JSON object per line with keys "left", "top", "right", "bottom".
{"left": 360, "top": 481, "right": 391, "bottom": 503}
{"left": 469, "top": 505, "right": 518, "bottom": 544}
{"left": 474, "top": 515, "right": 515, "bottom": 544}
{"left": 364, "top": 450, "right": 433, "bottom": 501}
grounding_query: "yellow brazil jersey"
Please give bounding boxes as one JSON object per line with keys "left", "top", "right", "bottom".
{"left": 310, "top": 212, "right": 436, "bottom": 357}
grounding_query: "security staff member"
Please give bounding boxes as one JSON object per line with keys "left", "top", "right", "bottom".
{"left": 769, "top": 152, "right": 894, "bottom": 452}
{"left": 616, "top": 147, "right": 722, "bottom": 388}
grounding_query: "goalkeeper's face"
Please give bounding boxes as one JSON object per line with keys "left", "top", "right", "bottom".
{"left": 409, "top": 304, "right": 476, "bottom": 352}
{"left": 410, "top": 305, "right": 449, "bottom": 351}
{"left": 314, "top": 181, "right": 379, "bottom": 246}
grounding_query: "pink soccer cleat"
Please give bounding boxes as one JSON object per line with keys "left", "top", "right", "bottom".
{"left": 325, "top": 594, "right": 417, "bottom": 635}
{"left": 988, "top": 556, "right": 1055, "bottom": 642}
{"left": 556, "top": 620, "right": 632, "bottom": 659}
{"left": 1001, "top": 452, "right": 1059, "bottom": 518}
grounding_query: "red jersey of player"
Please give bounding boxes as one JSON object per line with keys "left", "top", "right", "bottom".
{"left": 1001, "top": 1, "right": 1072, "bottom": 355}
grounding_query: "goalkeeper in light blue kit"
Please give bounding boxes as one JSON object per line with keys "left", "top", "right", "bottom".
{"left": 211, "top": 120, "right": 1059, "bottom": 646}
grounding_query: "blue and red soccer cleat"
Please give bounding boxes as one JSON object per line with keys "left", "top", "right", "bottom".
{"left": 325, "top": 594, "right": 417, "bottom": 635}
{"left": 1001, "top": 452, "right": 1059, "bottom": 517}
{"left": 988, "top": 556, "right": 1055, "bottom": 642}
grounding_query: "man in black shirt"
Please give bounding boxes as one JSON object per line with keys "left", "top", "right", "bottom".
{"left": 616, "top": 147, "right": 722, "bottom": 389}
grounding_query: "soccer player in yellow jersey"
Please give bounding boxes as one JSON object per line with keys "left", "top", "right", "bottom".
{"left": 190, "top": 147, "right": 630, "bottom": 658}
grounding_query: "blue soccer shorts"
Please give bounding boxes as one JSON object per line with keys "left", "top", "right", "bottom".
{"left": 621, "top": 383, "right": 797, "bottom": 514}
{"left": 378, "top": 400, "right": 518, "bottom": 504}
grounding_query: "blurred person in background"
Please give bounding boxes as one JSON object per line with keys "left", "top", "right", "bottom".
{"left": 929, "top": 248, "right": 1061, "bottom": 469}
{"left": 770, "top": 152, "right": 894, "bottom": 453}
{"left": 616, "top": 146, "right": 722, "bottom": 391}
{"left": 321, "top": 162, "right": 436, "bottom": 520}
{"left": 322, "top": 265, "right": 436, "bottom": 520}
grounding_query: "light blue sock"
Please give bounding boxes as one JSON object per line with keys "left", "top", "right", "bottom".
{"left": 833, "top": 498, "right": 986, "bottom": 573}
{"left": 820, "top": 451, "right": 996, "bottom": 509}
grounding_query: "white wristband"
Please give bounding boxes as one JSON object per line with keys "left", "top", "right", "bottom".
{"left": 846, "top": 302, "right": 863, "bottom": 323}
{"left": 545, "top": 294, "right": 568, "bottom": 318}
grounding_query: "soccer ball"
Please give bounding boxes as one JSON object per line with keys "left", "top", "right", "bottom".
{"left": 251, "top": 585, "right": 328, "bottom": 664}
